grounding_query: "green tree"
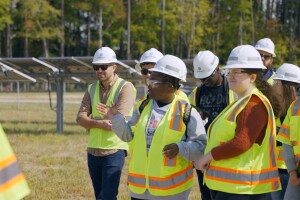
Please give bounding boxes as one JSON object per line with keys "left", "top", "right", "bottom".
{"left": 0, "top": 0, "right": 12, "bottom": 56}
{"left": 14, "top": 0, "right": 61, "bottom": 57}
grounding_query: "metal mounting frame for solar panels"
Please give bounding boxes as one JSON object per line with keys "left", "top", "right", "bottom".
{"left": 38, "top": 56, "right": 142, "bottom": 84}
{"left": 0, "top": 61, "right": 36, "bottom": 82}
{"left": 0, "top": 57, "right": 67, "bottom": 133}
{"left": 0, "top": 57, "right": 58, "bottom": 82}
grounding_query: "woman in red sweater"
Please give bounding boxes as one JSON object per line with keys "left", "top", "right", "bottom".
{"left": 194, "top": 45, "right": 281, "bottom": 200}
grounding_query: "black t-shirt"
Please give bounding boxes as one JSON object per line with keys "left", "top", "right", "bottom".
{"left": 196, "top": 78, "right": 229, "bottom": 130}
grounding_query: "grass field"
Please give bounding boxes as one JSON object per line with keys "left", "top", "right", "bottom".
{"left": 0, "top": 92, "right": 201, "bottom": 200}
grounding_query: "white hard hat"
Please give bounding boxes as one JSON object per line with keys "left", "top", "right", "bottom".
{"left": 135, "top": 48, "right": 163, "bottom": 72}
{"left": 92, "top": 47, "right": 118, "bottom": 64}
{"left": 255, "top": 38, "right": 276, "bottom": 57}
{"left": 224, "top": 45, "right": 266, "bottom": 69}
{"left": 149, "top": 54, "right": 187, "bottom": 82}
{"left": 193, "top": 50, "right": 219, "bottom": 79}
{"left": 140, "top": 48, "right": 163, "bottom": 63}
{"left": 273, "top": 63, "right": 300, "bottom": 83}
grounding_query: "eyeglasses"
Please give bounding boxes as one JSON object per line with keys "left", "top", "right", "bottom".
{"left": 148, "top": 80, "right": 167, "bottom": 88}
{"left": 93, "top": 65, "right": 112, "bottom": 71}
{"left": 226, "top": 70, "right": 247, "bottom": 77}
{"left": 141, "top": 68, "right": 152, "bottom": 75}
{"left": 141, "top": 62, "right": 154, "bottom": 67}
{"left": 200, "top": 70, "right": 216, "bottom": 82}
{"left": 260, "top": 53, "right": 272, "bottom": 60}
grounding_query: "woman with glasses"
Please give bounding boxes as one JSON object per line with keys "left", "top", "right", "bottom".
{"left": 195, "top": 45, "right": 281, "bottom": 200}
{"left": 275, "top": 64, "right": 300, "bottom": 200}
{"left": 97, "top": 55, "right": 207, "bottom": 200}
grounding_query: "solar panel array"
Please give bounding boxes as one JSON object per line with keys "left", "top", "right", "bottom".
{"left": 0, "top": 56, "right": 200, "bottom": 132}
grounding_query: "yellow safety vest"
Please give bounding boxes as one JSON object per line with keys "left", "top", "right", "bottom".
{"left": 128, "top": 95, "right": 194, "bottom": 196}
{"left": 277, "top": 98, "right": 300, "bottom": 164}
{"left": 266, "top": 71, "right": 275, "bottom": 86}
{"left": 205, "top": 88, "right": 280, "bottom": 194}
{"left": 176, "top": 90, "right": 189, "bottom": 102}
{"left": 87, "top": 78, "right": 131, "bottom": 150}
{"left": 275, "top": 118, "right": 287, "bottom": 169}
{"left": 0, "top": 125, "right": 30, "bottom": 200}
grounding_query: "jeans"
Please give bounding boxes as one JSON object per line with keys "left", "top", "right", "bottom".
{"left": 196, "top": 169, "right": 211, "bottom": 200}
{"left": 269, "top": 171, "right": 289, "bottom": 200}
{"left": 210, "top": 190, "right": 268, "bottom": 200}
{"left": 88, "top": 150, "right": 125, "bottom": 200}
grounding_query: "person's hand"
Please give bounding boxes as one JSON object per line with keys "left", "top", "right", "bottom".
{"left": 98, "top": 120, "right": 112, "bottom": 130}
{"left": 289, "top": 170, "right": 300, "bottom": 186}
{"left": 162, "top": 143, "right": 179, "bottom": 159}
{"left": 194, "top": 152, "right": 213, "bottom": 172}
{"left": 96, "top": 102, "right": 118, "bottom": 118}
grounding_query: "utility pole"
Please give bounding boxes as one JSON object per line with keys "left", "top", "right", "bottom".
{"left": 99, "top": 8, "right": 103, "bottom": 47}
{"left": 127, "top": 0, "right": 131, "bottom": 59}
{"left": 161, "top": 0, "right": 165, "bottom": 53}
{"left": 60, "top": 0, "right": 65, "bottom": 56}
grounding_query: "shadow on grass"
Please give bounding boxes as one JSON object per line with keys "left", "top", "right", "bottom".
{"left": 1, "top": 120, "right": 86, "bottom": 135}
{"left": 5, "top": 129, "right": 86, "bottom": 135}
{"left": 0, "top": 120, "right": 77, "bottom": 126}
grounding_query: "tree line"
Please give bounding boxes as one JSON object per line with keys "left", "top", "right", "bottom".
{"left": 0, "top": 0, "right": 299, "bottom": 66}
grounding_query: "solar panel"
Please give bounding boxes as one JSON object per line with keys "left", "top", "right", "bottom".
{"left": 39, "top": 57, "right": 142, "bottom": 84}
{"left": 0, "top": 62, "right": 36, "bottom": 82}
{"left": 0, "top": 56, "right": 199, "bottom": 133}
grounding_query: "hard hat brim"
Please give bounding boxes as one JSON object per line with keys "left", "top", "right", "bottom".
{"left": 255, "top": 47, "right": 276, "bottom": 57}
{"left": 92, "top": 60, "right": 117, "bottom": 64}
{"left": 149, "top": 68, "right": 186, "bottom": 82}
{"left": 223, "top": 63, "right": 266, "bottom": 69}
{"left": 273, "top": 76, "right": 300, "bottom": 83}
{"left": 194, "top": 64, "right": 218, "bottom": 79}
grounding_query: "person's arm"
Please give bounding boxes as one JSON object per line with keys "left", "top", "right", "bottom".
{"left": 211, "top": 95, "right": 268, "bottom": 160}
{"left": 76, "top": 90, "right": 112, "bottom": 130}
{"left": 283, "top": 143, "right": 297, "bottom": 172}
{"left": 283, "top": 143, "right": 300, "bottom": 186}
{"left": 163, "top": 108, "right": 207, "bottom": 161}
{"left": 110, "top": 107, "right": 140, "bottom": 142}
{"left": 177, "top": 108, "right": 207, "bottom": 161}
{"left": 194, "top": 95, "right": 268, "bottom": 171}
{"left": 114, "top": 82, "right": 136, "bottom": 118}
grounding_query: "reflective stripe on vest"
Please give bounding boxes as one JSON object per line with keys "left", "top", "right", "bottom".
{"left": 206, "top": 165, "right": 279, "bottom": 185}
{"left": 128, "top": 173, "right": 146, "bottom": 187}
{"left": 0, "top": 125, "right": 30, "bottom": 199}
{"left": 148, "top": 165, "right": 193, "bottom": 189}
{"left": 128, "top": 96, "right": 194, "bottom": 195}
{"left": 128, "top": 165, "right": 193, "bottom": 190}
{"left": 291, "top": 99, "right": 300, "bottom": 116}
{"left": 278, "top": 124, "right": 290, "bottom": 140}
{"left": 277, "top": 98, "right": 300, "bottom": 164}
{"left": 169, "top": 100, "right": 186, "bottom": 131}
{"left": 226, "top": 96, "right": 250, "bottom": 121}
{"left": 0, "top": 155, "right": 25, "bottom": 190}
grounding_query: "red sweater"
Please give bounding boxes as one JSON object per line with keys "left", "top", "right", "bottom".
{"left": 211, "top": 95, "right": 268, "bottom": 161}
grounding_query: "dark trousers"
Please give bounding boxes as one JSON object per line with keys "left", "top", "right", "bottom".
{"left": 196, "top": 169, "right": 212, "bottom": 200}
{"left": 210, "top": 190, "right": 268, "bottom": 200}
{"left": 88, "top": 150, "right": 125, "bottom": 200}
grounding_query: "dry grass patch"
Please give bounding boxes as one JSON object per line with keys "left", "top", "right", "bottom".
{"left": 0, "top": 92, "right": 201, "bottom": 199}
